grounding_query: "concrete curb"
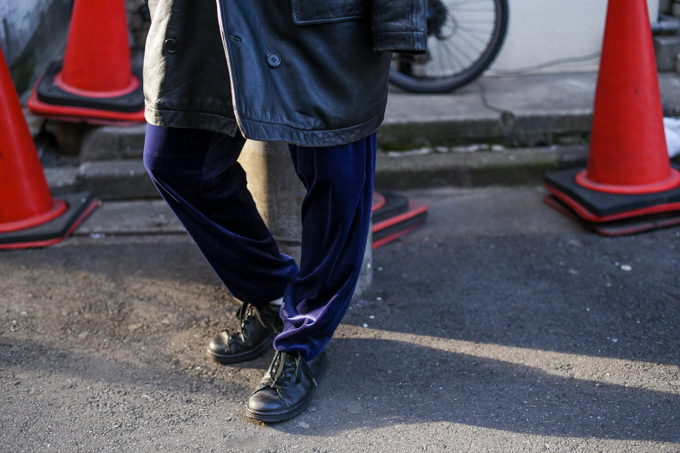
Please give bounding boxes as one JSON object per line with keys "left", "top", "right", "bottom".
{"left": 374, "top": 146, "right": 587, "bottom": 191}
{"left": 44, "top": 146, "right": 590, "bottom": 200}
{"left": 37, "top": 71, "right": 680, "bottom": 200}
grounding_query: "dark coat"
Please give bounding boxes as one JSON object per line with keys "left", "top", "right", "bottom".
{"left": 143, "top": 0, "right": 427, "bottom": 146}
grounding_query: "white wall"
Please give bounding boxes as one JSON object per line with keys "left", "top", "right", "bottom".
{"left": 489, "top": 0, "right": 660, "bottom": 75}
{"left": 0, "top": 0, "right": 661, "bottom": 75}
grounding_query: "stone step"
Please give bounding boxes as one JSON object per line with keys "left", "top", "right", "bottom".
{"left": 45, "top": 146, "right": 589, "bottom": 201}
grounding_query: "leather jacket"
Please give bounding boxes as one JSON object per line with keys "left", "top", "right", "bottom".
{"left": 143, "top": 0, "right": 427, "bottom": 146}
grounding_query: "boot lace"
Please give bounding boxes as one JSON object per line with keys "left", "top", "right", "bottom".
{"left": 218, "top": 303, "right": 273, "bottom": 343}
{"left": 269, "top": 351, "right": 318, "bottom": 389}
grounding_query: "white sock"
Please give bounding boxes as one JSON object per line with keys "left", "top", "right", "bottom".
{"left": 268, "top": 297, "right": 283, "bottom": 311}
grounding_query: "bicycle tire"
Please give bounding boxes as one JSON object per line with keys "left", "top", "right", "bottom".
{"left": 388, "top": 0, "right": 509, "bottom": 93}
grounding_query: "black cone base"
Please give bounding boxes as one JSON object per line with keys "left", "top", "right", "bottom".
{"left": 36, "top": 61, "right": 144, "bottom": 112}
{"left": 0, "top": 192, "right": 98, "bottom": 250}
{"left": 543, "top": 194, "right": 680, "bottom": 236}
{"left": 544, "top": 164, "right": 680, "bottom": 222}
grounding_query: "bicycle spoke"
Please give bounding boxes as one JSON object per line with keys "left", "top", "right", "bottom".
{"left": 456, "top": 27, "right": 493, "bottom": 46}
{"left": 450, "top": 0, "right": 493, "bottom": 8}
{"left": 430, "top": 34, "right": 488, "bottom": 75}
{"left": 432, "top": 37, "right": 467, "bottom": 78}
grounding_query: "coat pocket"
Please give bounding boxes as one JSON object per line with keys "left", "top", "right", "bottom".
{"left": 291, "top": 0, "right": 368, "bottom": 25}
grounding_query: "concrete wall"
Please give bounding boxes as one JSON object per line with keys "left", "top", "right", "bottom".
{"left": 489, "top": 0, "right": 660, "bottom": 74}
{"left": 0, "top": 0, "right": 72, "bottom": 95}
{"left": 0, "top": 0, "right": 54, "bottom": 65}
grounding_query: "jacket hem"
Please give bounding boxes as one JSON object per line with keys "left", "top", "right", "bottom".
{"left": 238, "top": 112, "right": 385, "bottom": 147}
{"left": 373, "top": 31, "right": 428, "bottom": 54}
{"left": 144, "top": 103, "right": 239, "bottom": 137}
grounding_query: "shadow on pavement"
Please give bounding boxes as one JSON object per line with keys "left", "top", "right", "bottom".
{"left": 350, "top": 224, "right": 680, "bottom": 368}
{"left": 273, "top": 338, "right": 680, "bottom": 442}
{"left": 0, "top": 337, "right": 252, "bottom": 399}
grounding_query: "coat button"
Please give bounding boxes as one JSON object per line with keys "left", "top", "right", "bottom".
{"left": 267, "top": 53, "right": 281, "bottom": 68}
{"left": 165, "top": 39, "right": 179, "bottom": 54}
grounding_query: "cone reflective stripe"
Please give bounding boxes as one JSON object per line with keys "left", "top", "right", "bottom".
{"left": 577, "top": 0, "right": 680, "bottom": 194}
{"left": 544, "top": 0, "right": 680, "bottom": 235}
{"left": 0, "top": 47, "right": 66, "bottom": 230}
{"left": 371, "top": 190, "right": 428, "bottom": 248}
{"left": 0, "top": 46, "right": 98, "bottom": 249}
{"left": 27, "top": 0, "right": 145, "bottom": 123}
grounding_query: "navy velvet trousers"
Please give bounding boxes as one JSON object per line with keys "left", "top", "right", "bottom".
{"left": 143, "top": 125, "right": 376, "bottom": 360}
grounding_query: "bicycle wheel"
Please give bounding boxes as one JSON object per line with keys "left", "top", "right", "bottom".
{"left": 389, "top": 0, "right": 509, "bottom": 93}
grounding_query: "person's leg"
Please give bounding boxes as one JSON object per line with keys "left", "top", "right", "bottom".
{"left": 143, "top": 125, "right": 299, "bottom": 362}
{"left": 275, "top": 132, "right": 376, "bottom": 360}
{"left": 246, "top": 132, "right": 376, "bottom": 422}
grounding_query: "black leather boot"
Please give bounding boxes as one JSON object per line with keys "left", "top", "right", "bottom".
{"left": 246, "top": 350, "right": 327, "bottom": 423}
{"left": 207, "top": 303, "right": 283, "bottom": 364}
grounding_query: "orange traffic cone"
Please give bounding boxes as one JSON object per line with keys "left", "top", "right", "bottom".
{"left": 0, "top": 46, "right": 97, "bottom": 249}
{"left": 27, "top": 0, "right": 144, "bottom": 124}
{"left": 544, "top": 0, "right": 680, "bottom": 235}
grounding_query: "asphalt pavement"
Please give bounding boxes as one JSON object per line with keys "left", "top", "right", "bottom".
{"left": 3, "top": 69, "right": 680, "bottom": 451}
{"left": 1, "top": 186, "right": 679, "bottom": 452}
